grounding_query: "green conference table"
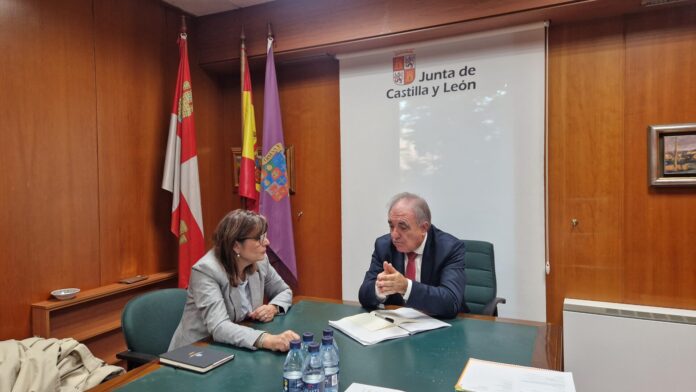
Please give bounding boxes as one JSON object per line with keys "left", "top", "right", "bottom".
{"left": 95, "top": 299, "right": 560, "bottom": 392}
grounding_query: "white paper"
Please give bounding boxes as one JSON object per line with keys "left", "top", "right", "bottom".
{"left": 377, "top": 308, "right": 450, "bottom": 333}
{"left": 456, "top": 358, "right": 576, "bottom": 392}
{"left": 329, "top": 307, "right": 450, "bottom": 345}
{"left": 354, "top": 312, "right": 396, "bottom": 331}
{"left": 345, "top": 382, "right": 405, "bottom": 392}
{"left": 329, "top": 314, "right": 408, "bottom": 345}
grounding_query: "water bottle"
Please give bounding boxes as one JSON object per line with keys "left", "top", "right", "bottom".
{"left": 322, "top": 328, "right": 339, "bottom": 355}
{"left": 320, "top": 336, "right": 339, "bottom": 392}
{"left": 283, "top": 339, "right": 304, "bottom": 392}
{"left": 301, "top": 332, "right": 314, "bottom": 360}
{"left": 302, "top": 342, "right": 324, "bottom": 391}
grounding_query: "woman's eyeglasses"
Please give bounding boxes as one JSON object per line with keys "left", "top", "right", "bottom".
{"left": 241, "top": 233, "right": 267, "bottom": 243}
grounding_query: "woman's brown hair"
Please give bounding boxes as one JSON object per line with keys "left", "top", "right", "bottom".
{"left": 213, "top": 209, "right": 268, "bottom": 287}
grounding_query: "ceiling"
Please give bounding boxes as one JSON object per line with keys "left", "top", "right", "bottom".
{"left": 162, "top": 0, "right": 275, "bottom": 16}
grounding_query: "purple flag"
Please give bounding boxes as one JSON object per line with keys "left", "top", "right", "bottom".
{"left": 260, "top": 38, "right": 298, "bottom": 280}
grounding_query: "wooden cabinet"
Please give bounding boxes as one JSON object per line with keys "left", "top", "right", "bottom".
{"left": 31, "top": 271, "right": 177, "bottom": 364}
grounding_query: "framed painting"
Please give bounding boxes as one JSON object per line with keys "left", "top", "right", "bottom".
{"left": 649, "top": 123, "right": 696, "bottom": 187}
{"left": 231, "top": 145, "right": 295, "bottom": 194}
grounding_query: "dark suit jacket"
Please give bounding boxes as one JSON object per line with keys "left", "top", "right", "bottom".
{"left": 358, "top": 225, "right": 468, "bottom": 318}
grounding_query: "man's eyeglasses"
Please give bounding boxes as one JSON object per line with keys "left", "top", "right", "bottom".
{"left": 241, "top": 233, "right": 267, "bottom": 243}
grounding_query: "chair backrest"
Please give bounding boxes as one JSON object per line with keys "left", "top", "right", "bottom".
{"left": 121, "top": 288, "right": 187, "bottom": 356}
{"left": 462, "top": 240, "right": 497, "bottom": 315}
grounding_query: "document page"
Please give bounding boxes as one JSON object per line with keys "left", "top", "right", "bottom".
{"left": 345, "top": 382, "right": 405, "bottom": 392}
{"left": 357, "top": 312, "right": 396, "bottom": 331}
{"left": 329, "top": 308, "right": 450, "bottom": 345}
{"left": 455, "top": 358, "right": 576, "bottom": 392}
{"left": 329, "top": 313, "right": 409, "bottom": 345}
{"left": 374, "top": 308, "right": 450, "bottom": 334}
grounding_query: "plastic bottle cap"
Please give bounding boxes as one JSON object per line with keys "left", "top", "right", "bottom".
{"left": 308, "top": 342, "right": 320, "bottom": 352}
{"left": 302, "top": 332, "right": 314, "bottom": 342}
{"left": 290, "top": 339, "right": 301, "bottom": 350}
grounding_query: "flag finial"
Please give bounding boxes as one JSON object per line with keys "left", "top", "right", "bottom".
{"left": 179, "top": 15, "right": 187, "bottom": 35}
{"left": 267, "top": 23, "right": 274, "bottom": 40}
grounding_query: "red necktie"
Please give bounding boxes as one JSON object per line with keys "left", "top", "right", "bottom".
{"left": 405, "top": 252, "right": 417, "bottom": 281}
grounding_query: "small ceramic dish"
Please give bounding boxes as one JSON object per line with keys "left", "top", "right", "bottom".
{"left": 51, "top": 288, "right": 80, "bottom": 300}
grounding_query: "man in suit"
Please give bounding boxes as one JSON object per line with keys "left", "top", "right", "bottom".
{"left": 359, "top": 193, "right": 468, "bottom": 318}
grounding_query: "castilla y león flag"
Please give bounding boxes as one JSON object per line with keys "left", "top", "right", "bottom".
{"left": 259, "top": 37, "right": 297, "bottom": 281}
{"left": 162, "top": 32, "right": 205, "bottom": 288}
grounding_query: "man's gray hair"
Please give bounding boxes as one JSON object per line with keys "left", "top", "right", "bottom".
{"left": 388, "top": 192, "right": 431, "bottom": 225}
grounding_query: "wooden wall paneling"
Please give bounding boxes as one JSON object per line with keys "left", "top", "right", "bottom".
{"left": 195, "top": 0, "right": 573, "bottom": 64}
{"left": 623, "top": 6, "right": 696, "bottom": 309}
{"left": 219, "top": 76, "right": 244, "bottom": 216}
{"left": 218, "top": 56, "right": 342, "bottom": 299}
{"left": 94, "top": 0, "right": 180, "bottom": 282}
{"left": 187, "top": 19, "right": 237, "bottom": 239}
{"left": 546, "top": 18, "right": 626, "bottom": 325}
{"left": 213, "top": 60, "right": 266, "bottom": 225}
{"left": 277, "top": 58, "right": 342, "bottom": 299}
{"left": 84, "top": 329, "right": 125, "bottom": 365}
{"left": 0, "top": 0, "right": 100, "bottom": 340}
{"left": 192, "top": 0, "right": 687, "bottom": 73}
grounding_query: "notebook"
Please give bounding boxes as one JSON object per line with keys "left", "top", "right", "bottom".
{"left": 159, "top": 344, "right": 234, "bottom": 373}
{"left": 329, "top": 307, "right": 450, "bottom": 345}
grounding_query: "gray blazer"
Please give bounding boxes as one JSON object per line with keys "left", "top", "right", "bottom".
{"left": 168, "top": 250, "right": 293, "bottom": 351}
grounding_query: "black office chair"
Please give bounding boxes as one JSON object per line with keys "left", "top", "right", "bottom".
{"left": 116, "top": 288, "right": 187, "bottom": 370}
{"left": 462, "top": 240, "right": 506, "bottom": 316}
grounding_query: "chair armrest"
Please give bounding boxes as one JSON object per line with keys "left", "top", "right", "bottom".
{"left": 116, "top": 350, "right": 158, "bottom": 370}
{"left": 482, "top": 297, "right": 507, "bottom": 317}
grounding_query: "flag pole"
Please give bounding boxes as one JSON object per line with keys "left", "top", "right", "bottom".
{"left": 180, "top": 15, "right": 187, "bottom": 35}
{"left": 240, "top": 26, "right": 247, "bottom": 210}
{"left": 259, "top": 23, "right": 299, "bottom": 286}
{"left": 163, "top": 14, "right": 205, "bottom": 288}
{"left": 240, "top": 26, "right": 245, "bottom": 116}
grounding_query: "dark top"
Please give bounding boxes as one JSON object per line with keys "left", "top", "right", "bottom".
{"left": 358, "top": 225, "right": 468, "bottom": 318}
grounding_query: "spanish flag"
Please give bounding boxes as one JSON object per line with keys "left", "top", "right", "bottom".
{"left": 239, "top": 38, "right": 259, "bottom": 211}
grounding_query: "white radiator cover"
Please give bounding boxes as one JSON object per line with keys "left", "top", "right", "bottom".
{"left": 563, "top": 298, "right": 696, "bottom": 392}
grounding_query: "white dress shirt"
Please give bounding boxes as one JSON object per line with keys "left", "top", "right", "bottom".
{"left": 376, "top": 232, "right": 428, "bottom": 302}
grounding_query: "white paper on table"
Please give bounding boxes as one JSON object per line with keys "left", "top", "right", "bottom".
{"left": 329, "top": 307, "right": 450, "bottom": 345}
{"left": 345, "top": 382, "right": 405, "bottom": 392}
{"left": 377, "top": 308, "right": 450, "bottom": 333}
{"left": 455, "top": 358, "right": 576, "bottom": 392}
{"left": 329, "top": 314, "right": 408, "bottom": 345}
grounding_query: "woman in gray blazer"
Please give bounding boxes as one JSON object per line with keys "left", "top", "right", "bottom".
{"left": 169, "top": 209, "right": 299, "bottom": 352}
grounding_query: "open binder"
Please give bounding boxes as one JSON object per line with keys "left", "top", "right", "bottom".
{"left": 329, "top": 307, "right": 450, "bottom": 345}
